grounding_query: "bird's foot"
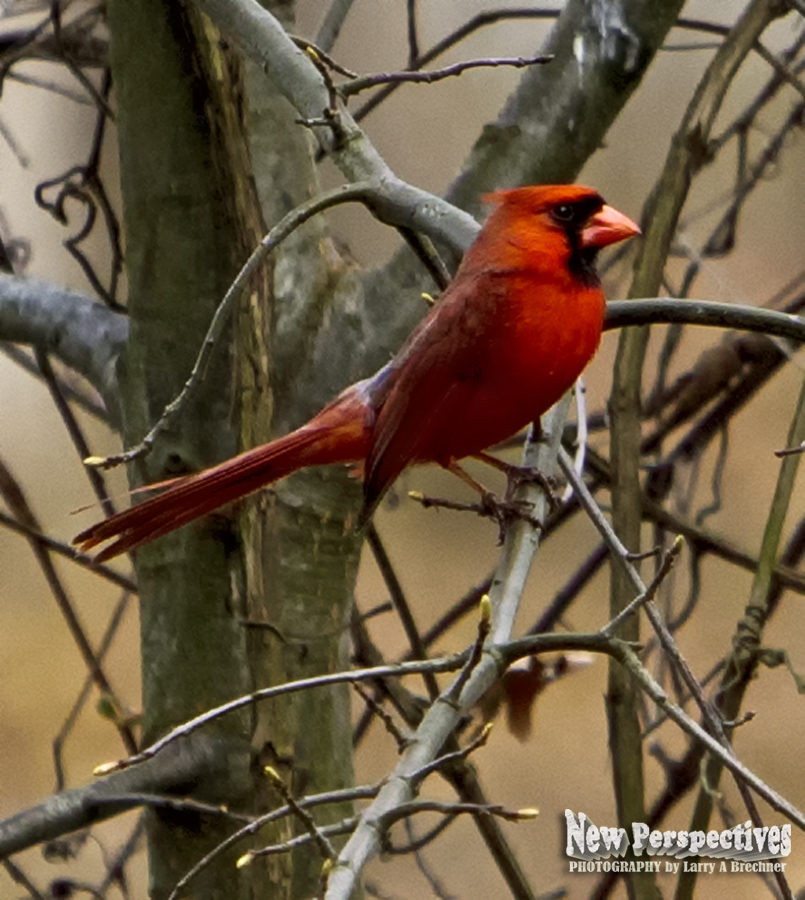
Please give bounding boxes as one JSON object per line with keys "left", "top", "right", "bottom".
{"left": 503, "top": 465, "right": 560, "bottom": 510}
{"left": 471, "top": 453, "right": 559, "bottom": 509}
{"left": 479, "top": 490, "right": 541, "bottom": 543}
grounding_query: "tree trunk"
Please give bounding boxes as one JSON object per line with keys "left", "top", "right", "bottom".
{"left": 109, "top": 1, "right": 258, "bottom": 896}
{"left": 109, "top": 1, "right": 361, "bottom": 896}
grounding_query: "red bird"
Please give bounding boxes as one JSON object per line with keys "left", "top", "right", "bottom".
{"left": 75, "top": 185, "right": 639, "bottom": 561}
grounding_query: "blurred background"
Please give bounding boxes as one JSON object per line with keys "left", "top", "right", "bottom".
{"left": 2, "top": 1, "right": 805, "bottom": 898}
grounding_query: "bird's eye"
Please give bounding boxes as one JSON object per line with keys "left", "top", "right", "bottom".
{"left": 552, "top": 204, "right": 575, "bottom": 223}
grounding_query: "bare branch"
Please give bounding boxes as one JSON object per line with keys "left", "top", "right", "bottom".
{"left": 366, "top": 524, "right": 440, "bottom": 701}
{"left": 446, "top": 0, "right": 688, "bottom": 214}
{"left": 605, "top": 297, "right": 805, "bottom": 345}
{"left": 314, "top": 0, "right": 356, "bottom": 53}
{"left": 97, "top": 656, "right": 469, "bottom": 775}
{"left": 53, "top": 591, "right": 134, "bottom": 792}
{"left": 263, "top": 767, "right": 337, "bottom": 863}
{"left": 353, "top": 8, "right": 561, "bottom": 121}
{"left": 0, "top": 510, "right": 137, "bottom": 593}
{"left": 602, "top": 536, "right": 684, "bottom": 636}
{"left": 579, "top": 446, "right": 805, "bottom": 596}
{"left": 557, "top": 450, "right": 720, "bottom": 736}
{"left": 340, "top": 56, "right": 552, "bottom": 97}
{"left": 241, "top": 820, "right": 357, "bottom": 864}
{"left": 165, "top": 784, "right": 380, "bottom": 900}
{"left": 0, "top": 457, "right": 137, "bottom": 754}
{"left": 0, "top": 274, "right": 127, "bottom": 426}
{"left": 35, "top": 348, "right": 116, "bottom": 516}
{"left": 85, "top": 182, "right": 382, "bottom": 470}
{"left": 378, "top": 800, "right": 537, "bottom": 830}
{"left": 2, "top": 858, "right": 43, "bottom": 899}
{"left": 0, "top": 735, "right": 232, "bottom": 859}
{"left": 191, "top": 0, "right": 476, "bottom": 253}
{"left": 500, "top": 634, "right": 805, "bottom": 834}
{"left": 0, "top": 343, "right": 107, "bottom": 421}
{"left": 325, "top": 403, "right": 568, "bottom": 900}
{"left": 681, "top": 373, "right": 805, "bottom": 897}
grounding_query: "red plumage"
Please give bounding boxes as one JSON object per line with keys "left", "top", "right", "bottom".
{"left": 75, "top": 185, "right": 639, "bottom": 561}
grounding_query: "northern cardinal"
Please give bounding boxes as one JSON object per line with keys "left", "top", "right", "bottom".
{"left": 75, "top": 185, "right": 639, "bottom": 561}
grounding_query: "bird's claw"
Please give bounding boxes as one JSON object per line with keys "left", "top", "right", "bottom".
{"left": 479, "top": 490, "right": 541, "bottom": 543}
{"left": 504, "top": 465, "right": 560, "bottom": 510}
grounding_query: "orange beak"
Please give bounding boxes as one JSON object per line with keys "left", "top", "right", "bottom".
{"left": 580, "top": 204, "right": 641, "bottom": 249}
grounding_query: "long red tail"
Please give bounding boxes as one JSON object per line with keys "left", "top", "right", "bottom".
{"left": 76, "top": 391, "right": 371, "bottom": 561}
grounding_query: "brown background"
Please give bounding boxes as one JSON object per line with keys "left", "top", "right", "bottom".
{"left": 2, "top": 1, "right": 805, "bottom": 897}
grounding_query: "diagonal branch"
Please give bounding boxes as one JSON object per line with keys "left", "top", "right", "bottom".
{"left": 192, "top": 0, "right": 479, "bottom": 250}
{"left": 680, "top": 371, "right": 805, "bottom": 900}
{"left": 325, "top": 402, "right": 569, "bottom": 900}
{"left": 0, "top": 734, "right": 233, "bottom": 859}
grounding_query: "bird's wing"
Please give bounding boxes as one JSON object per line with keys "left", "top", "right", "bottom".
{"left": 362, "top": 272, "right": 501, "bottom": 520}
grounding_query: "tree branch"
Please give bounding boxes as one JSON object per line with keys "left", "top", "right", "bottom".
{"left": 0, "top": 274, "right": 126, "bottom": 426}
{"left": 446, "top": 0, "right": 688, "bottom": 216}
{"left": 325, "top": 403, "right": 568, "bottom": 900}
{"left": 0, "top": 735, "right": 237, "bottom": 859}
{"left": 340, "top": 55, "right": 552, "bottom": 97}
{"left": 605, "top": 297, "right": 805, "bottom": 343}
{"left": 191, "top": 0, "right": 479, "bottom": 249}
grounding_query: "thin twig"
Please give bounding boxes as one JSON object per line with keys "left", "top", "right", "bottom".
{"left": 558, "top": 448, "right": 722, "bottom": 738}
{"left": 86, "top": 182, "right": 378, "bottom": 470}
{"left": 341, "top": 55, "right": 552, "bottom": 97}
{"left": 579, "top": 445, "right": 805, "bottom": 595}
{"left": 97, "top": 814, "right": 146, "bottom": 896}
{"left": 53, "top": 590, "right": 134, "bottom": 791}
{"left": 0, "top": 510, "right": 138, "bottom": 592}
{"left": 2, "top": 859, "right": 44, "bottom": 900}
{"left": 95, "top": 656, "right": 469, "bottom": 774}
{"left": 405, "top": 811, "right": 458, "bottom": 900}
{"left": 352, "top": 683, "right": 409, "bottom": 751}
{"left": 681, "top": 371, "right": 805, "bottom": 900}
{"left": 263, "top": 766, "right": 337, "bottom": 862}
{"left": 0, "top": 342, "right": 108, "bottom": 423}
{"left": 353, "top": 7, "right": 561, "bottom": 121}
{"left": 377, "top": 800, "right": 538, "bottom": 830}
{"left": 93, "top": 792, "right": 252, "bottom": 822}
{"left": 164, "top": 785, "right": 379, "bottom": 900}
{"left": 367, "top": 524, "right": 440, "bottom": 700}
{"left": 35, "top": 348, "right": 115, "bottom": 517}
{"left": 603, "top": 537, "right": 684, "bottom": 637}
{"left": 386, "top": 814, "right": 456, "bottom": 854}
{"left": 0, "top": 457, "right": 137, "bottom": 754}
{"left": 238, "top": 819, "right": 357, "bottom": 864}
{"left": 444, "top": 598, "right": 491, "bottom": 703}
{"left": 406, "top": 722, "right": 493, "bottom": 786}
{"left": 500, "top": 633, "right": 805, "bottom": 832}
{"left": 291, "top": 36, "right": 357, "bottom": 78}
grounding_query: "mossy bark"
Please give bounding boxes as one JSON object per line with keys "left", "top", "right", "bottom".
{"left": 109, "top": 2, "right": 259, "bottom": 897}
{"left": 237, "top": 9, "right": 363, "bottom": 889}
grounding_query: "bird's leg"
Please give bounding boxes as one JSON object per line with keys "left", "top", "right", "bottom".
{"left": 447, "top": 459, "right": 494, "bottom": 497}
{"left": 446, "top": 460, "right": 540, "bottom": 542}
{"left": 471, "top": 451, "right": 559, "bottom": 509}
